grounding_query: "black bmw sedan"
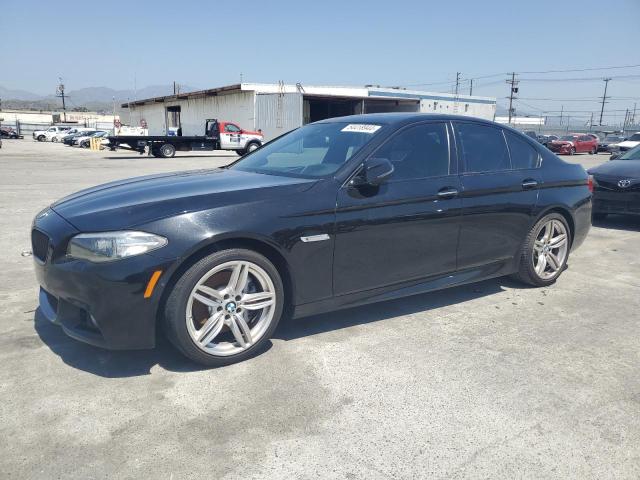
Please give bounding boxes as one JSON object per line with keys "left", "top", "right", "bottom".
{"left": 588, "top": 145, "right": 640, "bottom": 219}
{"left": 32, "top": 114, "right": 592, "bottom": 366}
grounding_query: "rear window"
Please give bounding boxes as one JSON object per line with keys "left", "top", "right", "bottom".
{"left": 505, "top": 131, "right": 539, "bottom": 169}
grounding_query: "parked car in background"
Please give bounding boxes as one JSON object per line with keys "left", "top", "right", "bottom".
{"left": 588, "top": 144, "right": 640, "bottom": 219}
{"left": 523, "top": 131, "right": 539, "bottom": 141}
{"left": 538, "top": 135, "right": 559, "bottom": 147}
{"left": 32, "top": 113, "right": 592, "bottom": 366}
{"left": 548, "top": 134, "right": 598, "bottom": 155}
{"left": 32, "top": 126, "right": 72, "bottom": 142}
{"left": 609, "top": 132, "right": 640, "bottom": 158}
{"left": 52, "top": 127, "right": 86, "bottom": 142}
{"left": 63, "top": 130, "right": 98, "bottom": 145}
{"left": 0, "top": 126, "right": 19, "bottom": 139}
{"left": 77, "top": 131, "right": 109, "bottom": 148}
{"left": 598, "top": 135, "right": 626, "bottom": 153}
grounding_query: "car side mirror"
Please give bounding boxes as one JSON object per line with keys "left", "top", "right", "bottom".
{"left": 350, "top": 157, "right": 394, "bottom": 187}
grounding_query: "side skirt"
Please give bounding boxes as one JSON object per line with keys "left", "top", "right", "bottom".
{"left": 292, "top": 260, "right": 515, "bottom": 319}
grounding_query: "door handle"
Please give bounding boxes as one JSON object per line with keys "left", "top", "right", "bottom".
{"left": 522, "top": 179, "right": 538, "bottom": 189}
{"left": 437, "top": 187, "right": 459, "bottom": 199}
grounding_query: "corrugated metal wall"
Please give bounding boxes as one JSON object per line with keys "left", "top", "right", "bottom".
{"left": 255, "top": 93, "right": 303, "bottom": 141}
{"left": 128, "top": 91, "right": 255, "bottom": 136}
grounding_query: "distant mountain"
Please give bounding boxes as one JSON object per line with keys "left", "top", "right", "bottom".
{"left": 0, "top": 86, "right": 44, "bottom": 101}
{"left": 0, "top": 84, "right": 197, "bottom": 111}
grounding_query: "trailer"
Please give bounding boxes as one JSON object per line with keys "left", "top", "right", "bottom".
{"left": 106, "top": 119, "right": 264, "bottom": 158}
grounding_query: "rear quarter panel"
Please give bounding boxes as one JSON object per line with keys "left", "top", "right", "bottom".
{"left": 537, "top": 150, "right": 592, "bottom": 250}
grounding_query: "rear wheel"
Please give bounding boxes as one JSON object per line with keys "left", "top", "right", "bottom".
{"left": 163, "top": 249, "right": 284, "bottom": 366}
{"left": 514, "top": 213, "right": 571, "bottom": 287}
{"left": 235, "top": 149, "right": 246, "bottom": 156}
{"left": 52, "top": 137, "right": 59, "bottom": 143}
{"left": 159, "top": 143, "right": 176, "bottom": 158}
{"left": 591, "top": 147, "right": 597, "bottom": 154}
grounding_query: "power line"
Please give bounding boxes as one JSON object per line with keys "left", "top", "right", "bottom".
{"left": 518, "top": 63, "right": 640, "bottom": 74}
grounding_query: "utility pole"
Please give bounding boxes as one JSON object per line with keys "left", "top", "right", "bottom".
{"left": 469, "top": 79, "right": 473, "bottom": 96}
{"left": 633, "top": 103, "right": 637, "bottom": 126}
{"left": 506, "top": 72, "right": 519, "bottom": 125}
{"left": 56, "top": 77, "right": 67, "bottom": 122}
{"left": 559, "top": 105, "right": 563, "bottom": 126}
{"left": 589, "top": 112, "right": 594, "bottom": 132}
{"left": 599, "top": 78, "right": 611, "bottom": 126}
{"left": 454, "top": 72, "right": 461, "bottom": 96}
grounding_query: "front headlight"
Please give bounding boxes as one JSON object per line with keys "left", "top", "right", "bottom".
{"left": 67, "top": 231, "right": 167, "bottom": 262}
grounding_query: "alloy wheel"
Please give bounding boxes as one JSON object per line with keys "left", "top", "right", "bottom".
{"left": 533, "top": 219, "right": 568, "bottom": 280}
{"left": 185, "top": 260, "right": 276, "bottom": 356}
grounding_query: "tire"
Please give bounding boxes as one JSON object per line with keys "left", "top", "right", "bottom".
{"left": 81, "top": 141, "right": 89, "bottom": 148}
{"left": 591, "top": 147, "right": 597, "bottom": 155}
{"left": 158, "top": 143, "right": 176, "bottom": 158}
{"left": 513, "top": 213, "right": 571, "bottom": 287}
{"left": 246, "top": 141, "right": 261, "bottom": 153}
{"left": 592, "top": 212, "right": 607, "bottom": 221}
{"left": 37, "top": 135, "right": 46, "bottom": 142}
{"left": 235, "top": 149, "right": 246, "bottom": 156}
{"left": 151, "top": 147, "right": 161, "bottom": 158}
{"left": 52, "top": 137, "right": 59, "bottom": 143}
{"left": 163, "top": 248, "right": 284, "bottom": 367}
{"left": 569, "top": 147, "right": 575, "bottom": 155}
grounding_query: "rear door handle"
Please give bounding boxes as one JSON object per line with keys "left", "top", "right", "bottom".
{"left": 437, "top": 187, "right": 459, "bottom": 199}
{"left": 522, "top": 179, "right": 538, "bottom": 189}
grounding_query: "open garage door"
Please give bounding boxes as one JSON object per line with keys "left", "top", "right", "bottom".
{"left": 303, "top": 96, "right": 420, "bottom": 124}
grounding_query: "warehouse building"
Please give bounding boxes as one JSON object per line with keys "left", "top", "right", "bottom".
{"left": 122, "top": 83, "right": 497, "bottom": 140}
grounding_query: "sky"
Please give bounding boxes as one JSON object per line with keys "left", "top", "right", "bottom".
{"left": 2, "top": 0, "right": 640, "bottom": 125}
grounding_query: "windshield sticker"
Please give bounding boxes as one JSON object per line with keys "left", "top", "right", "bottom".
{"left": 341, "top": 124, "right": 382, "bottom": 134}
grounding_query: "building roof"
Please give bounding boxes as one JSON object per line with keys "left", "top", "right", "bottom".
{"left": 122, "top": 83, "right": 496, "bottom": 108}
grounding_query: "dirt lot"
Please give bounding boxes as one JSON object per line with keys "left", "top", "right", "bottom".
{"left": 1, "top": 139, "right": 639, "bottom": 479}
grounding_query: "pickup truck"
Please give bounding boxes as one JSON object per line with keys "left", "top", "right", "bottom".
{"left": 106, "top": 119, "right": 264, "bottom": 157}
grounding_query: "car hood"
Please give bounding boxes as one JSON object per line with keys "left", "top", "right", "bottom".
{"left": 550, "top": 141, "right": 573, "bottom": 147}
{"left": 617, "top": 140, "right": 640, "bottom": 149}
{"left": 51, "top": 168, "right": 316, "bottom": 231}
{"left": 588, "top": 160, "right": 640, "bottom": 178}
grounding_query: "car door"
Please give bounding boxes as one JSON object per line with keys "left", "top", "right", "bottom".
{"left": 333, "top": 121, "right": 462, "bottom": 295}
{"left": 454, "top": 122, "right": 541, "bottom": 270}
{"left": 220, "top": 123, "right": 242, "bottom": 149}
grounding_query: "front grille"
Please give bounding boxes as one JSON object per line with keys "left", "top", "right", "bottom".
{"left": 595, "top": 178, "right": 640, "bottom": 191}
{"left": 31, "top": 229, "right": 50, "bottom": 262}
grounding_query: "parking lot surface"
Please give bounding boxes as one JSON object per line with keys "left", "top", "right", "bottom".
{"left": 1, "top": 140, "right": 639, "bottom": 479}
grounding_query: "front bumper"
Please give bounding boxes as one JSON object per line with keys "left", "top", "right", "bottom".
{"left": 32, "top": 209, "right": 175, "bottom": 350}
{"left": 592, "top": 189, "right": 640, "bottom": 215}
{"left": 549, "top": 145, "right": 572, "bottom": 154}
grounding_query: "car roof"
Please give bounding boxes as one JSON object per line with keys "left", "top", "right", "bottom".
{"left": 314, "top": 112, "right": 501, "bottom": 127}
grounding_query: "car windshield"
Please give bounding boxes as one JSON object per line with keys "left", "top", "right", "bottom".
{"left": 559, "top": 135, "right": 577, "bottom": 141}
{"left": 618, "top": 145, "right": 640, "bottom": 160}
{"left": 627, "top": 133, "right": 640, "bottom": 141}
{"left": 230, "top": 122, "right": 383, "bottom": 178}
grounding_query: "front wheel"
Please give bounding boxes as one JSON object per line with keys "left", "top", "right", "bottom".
{"left": 158, "top": 143, "right": 176, "bottom": 158}
{"left": 246, "top": 141, "right": 261, "bottom": 153}
{"left": 514, "top": 213, "right": 571, "bottom": 287}
{"left": 37, "top": 135, "right": 46, "bottom": 142}
{"left": 163, "top": 249, "right": 284, "bottom": 366}
{"left": 569, "top": 147, "right": 576, "bottom": 155}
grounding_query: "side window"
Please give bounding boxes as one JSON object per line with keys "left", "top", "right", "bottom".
{"left": 455, "top": 122, "right": 511, "bottom": 173}
{"left": 225, "top": 123, "right": 241, "bottom": 133}
{"left": 373, "top": 123, "right": 450, "bottom": 181}
{"left": 505, "top": 131, "right": 540, "bottom": 169}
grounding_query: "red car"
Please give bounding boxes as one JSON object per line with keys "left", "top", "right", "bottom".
{"left": 548, "top": 134, "right": 598, "bottom": 155}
